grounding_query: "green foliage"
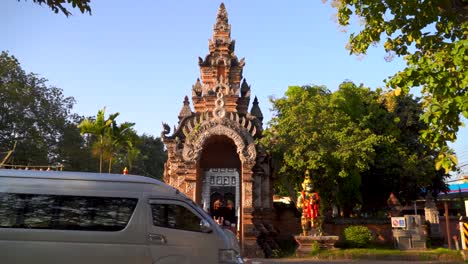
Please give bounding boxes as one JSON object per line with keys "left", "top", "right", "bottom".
{"left": 131, "top": 135, "right": 167, "bottom": 180}
{"left": 21, "top": 0, "right": 92, "bottom": 16}
{"left": 0, "top": 51, "right": 75, "bottom": 167}
{"left": 264, "top": 82, "right": 448, "bottom": 215}
{"left": 78, "top": 108, "right": 137, "bottom": 173}
{"left": 263, "top": 83, "right": 380, "bottom": 212}
{"left": 0, "top": 51, "right": 166, "bottom": 175}
{"left": 104, "top": 119, "right": 136, "bottom": 173}
{"left": 362, "top": 91, "right": 449, "bottom": 208}
{"left": 56, "top": 114, "right": 98, "bottom": 172}
{"left": 343, "top": 225, "right": 372, "bottom": 248}
{"left": 78, "top": 108, "right": 116, "bottom": 173}
{"left": 310, "top": 241, "right": 321, "bottom": 256}
{"left": 329, "top": 0, "right": 467, "bottom": 172}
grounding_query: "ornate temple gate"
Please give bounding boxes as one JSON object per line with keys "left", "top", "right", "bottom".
{"left": 161, "top": 4, "right": 273, "bottom": 257}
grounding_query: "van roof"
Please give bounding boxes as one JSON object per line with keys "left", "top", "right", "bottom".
{"left": 0, "top": 169, "right": 168, "bottom": 187}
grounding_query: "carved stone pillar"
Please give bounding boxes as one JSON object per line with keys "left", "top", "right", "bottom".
{"left": 184, "top": 162, "right": 197, "bottom": 201}
{"left": 241, "top": 162, "right": 264, "bottom": 257}
{"left": 241, "top": 162, "right": 254, "bottom": 206}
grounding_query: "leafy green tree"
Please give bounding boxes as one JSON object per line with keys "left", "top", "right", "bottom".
{"left": 0, "top": 51, "right": 160, "bottom": 175}
{"left": 78, "top": 108, "right": 117, "bottom": 173}
{"left": 131, "top": 135, "right": 167, "bottom": 180}
{"left": 0, "top": 51, "right": 75, "bottom": 167}
{"left": 19, "top": 0, "right": 92, "bottom": 16}
{"left": 263, "top": 83, "right": 381, "bottom": 214}
{"left": 328, "top": 0, "right": 466, "bottom": 171}
{"left": 360, "top": 91, "right": 448, "bottom": 212}
{"left": 264, "top": 82, "right": 448, "bottom": 215}
{"left": 56, "top": 114, "right": 97, "bottom": 172}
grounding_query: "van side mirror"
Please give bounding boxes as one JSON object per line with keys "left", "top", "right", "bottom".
{"left": 200, "top": 219, "right": 212, "bottom": 233}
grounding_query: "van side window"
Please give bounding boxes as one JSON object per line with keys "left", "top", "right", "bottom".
{"left": 151, "top": 203, "right": 201, "bottom": 232}
{"left": 0, "top": 193, "right": 137, "bottom": 231}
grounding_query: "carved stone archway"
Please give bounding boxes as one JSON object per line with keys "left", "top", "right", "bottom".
{"left": 183, "top": 124, "right": 256, "bottom": 163}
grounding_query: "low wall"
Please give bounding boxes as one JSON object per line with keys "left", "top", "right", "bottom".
{"left": 272, "top": 204, "right": 464, "bottom": 247}
{"left": 272, "top": 204, "right": 392, "bottom": 243}
{"left": 271, "top": 204, "right": 302, "bottom": 240}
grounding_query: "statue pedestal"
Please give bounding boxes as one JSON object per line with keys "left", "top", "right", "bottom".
{"left": 294, "top": 235, "right": 339, "bottom": 256}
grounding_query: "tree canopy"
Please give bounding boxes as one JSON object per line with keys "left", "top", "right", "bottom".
{"left": 0, "top": 51, "right": 75, "bottom": 167}
{"left": 131, "top": 134, "right": 167, "bottom": 180}
{"left": 19, "top": 0, "right": 92, "bottom": 16}
{"left": 0, "top": 51, "right": 167, "bottom": 178}
{"left": 263, "top": 82, "right": 448, "bottom": 215}
{"left": 329, "top": 0, "right": 467, "bottom": 171}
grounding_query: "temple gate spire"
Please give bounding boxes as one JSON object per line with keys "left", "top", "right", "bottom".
{"left": 161, "top": 4, "right": 272, "bottom": 257}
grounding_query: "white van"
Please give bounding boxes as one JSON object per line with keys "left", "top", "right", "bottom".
{"left": 0, "top": 169, "right": 243, "bottom": 264}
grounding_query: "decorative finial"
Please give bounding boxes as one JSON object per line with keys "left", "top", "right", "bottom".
{"left": 215, "top": 2, "right": 229, "bottom": 30}
{"left": 183, "top": 95, "right": 190, "bottom": 105}
{"left": 218, "top": 3, "right": 227, "bottom": 20}
{"left": 250, "top": 96, "right": 264, "bottom": 121}
{"left": 178, "top": 96, "right": 193, "bottom": 120}
{"left": 192, "top": 78, "right": 202, "bottom": 97}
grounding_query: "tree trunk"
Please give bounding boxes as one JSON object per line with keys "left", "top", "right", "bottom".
{"left": 99, "top": 153, "right": 102, "bottom": 173}
{"left": 99, "top": 136, "right": 103, "bottom": 173}
{"left": 108, "top": 156, "right": 113, "bottom": 173}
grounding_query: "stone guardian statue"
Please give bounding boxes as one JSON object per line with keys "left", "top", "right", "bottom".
{"left": 296, "top": 170, "right": 320, "bottom": 236}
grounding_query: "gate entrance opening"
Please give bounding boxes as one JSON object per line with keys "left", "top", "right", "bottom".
{"left": 199, "top": 136, "right": 240, "bottom": 228}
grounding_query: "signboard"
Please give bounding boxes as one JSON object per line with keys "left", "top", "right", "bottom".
{"left": 391, "top": 217, "right": 406, "bottom": 228}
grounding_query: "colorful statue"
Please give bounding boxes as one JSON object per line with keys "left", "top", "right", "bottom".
{"left": 296, "top": 170, "right": 320, "bottom": 236}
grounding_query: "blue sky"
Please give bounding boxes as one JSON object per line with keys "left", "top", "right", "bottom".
{"left": 2, "top": 1, "right": 467, "bottom": 175}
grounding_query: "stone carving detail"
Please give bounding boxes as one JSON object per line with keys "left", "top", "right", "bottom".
{"left": 186, "top": 181, "right": 195, "bottom": 194}
{"left": 177, "top": 175, "right": 184, "bottom": 189}
{"left": 192, "top": 78, "right": 202, "bottom": 97}
{"left": 243, "top": 181, "right": 253, "bottom": 207}
{"left": 182, "top": 120, "right": 257, "bottom": 164}
{"left": 170, "top": 175, "right": 177, "bottom": 187}
{"left": 172, "top": 111, "right": 259, "bottom": 143}
{"left": 161, "top": 122, "right": 171, "bottom": 139}
{"left": 213, "top": 89, "right": 226, "bottom": 118}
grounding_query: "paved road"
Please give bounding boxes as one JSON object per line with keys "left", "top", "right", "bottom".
{"left": 245, "top": 259, "right": 463, "bottom": 264}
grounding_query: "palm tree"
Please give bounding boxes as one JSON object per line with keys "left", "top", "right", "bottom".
{"left": 105, "top": 120, "right": 135, "bottom": 173}
{"left": 78, "top": 107, "right": 118, "bottom": 173}
{"left": 124, "top": 143, "right": 140, "bottom": 172}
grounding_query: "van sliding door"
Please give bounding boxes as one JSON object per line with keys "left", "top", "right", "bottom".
{"left": 147, "top": 199, "right": 219, "bottom": 264}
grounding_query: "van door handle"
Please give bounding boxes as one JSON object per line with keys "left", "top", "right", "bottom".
{"left": 148, "top": 233, "right": 167, "bottom": 244}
